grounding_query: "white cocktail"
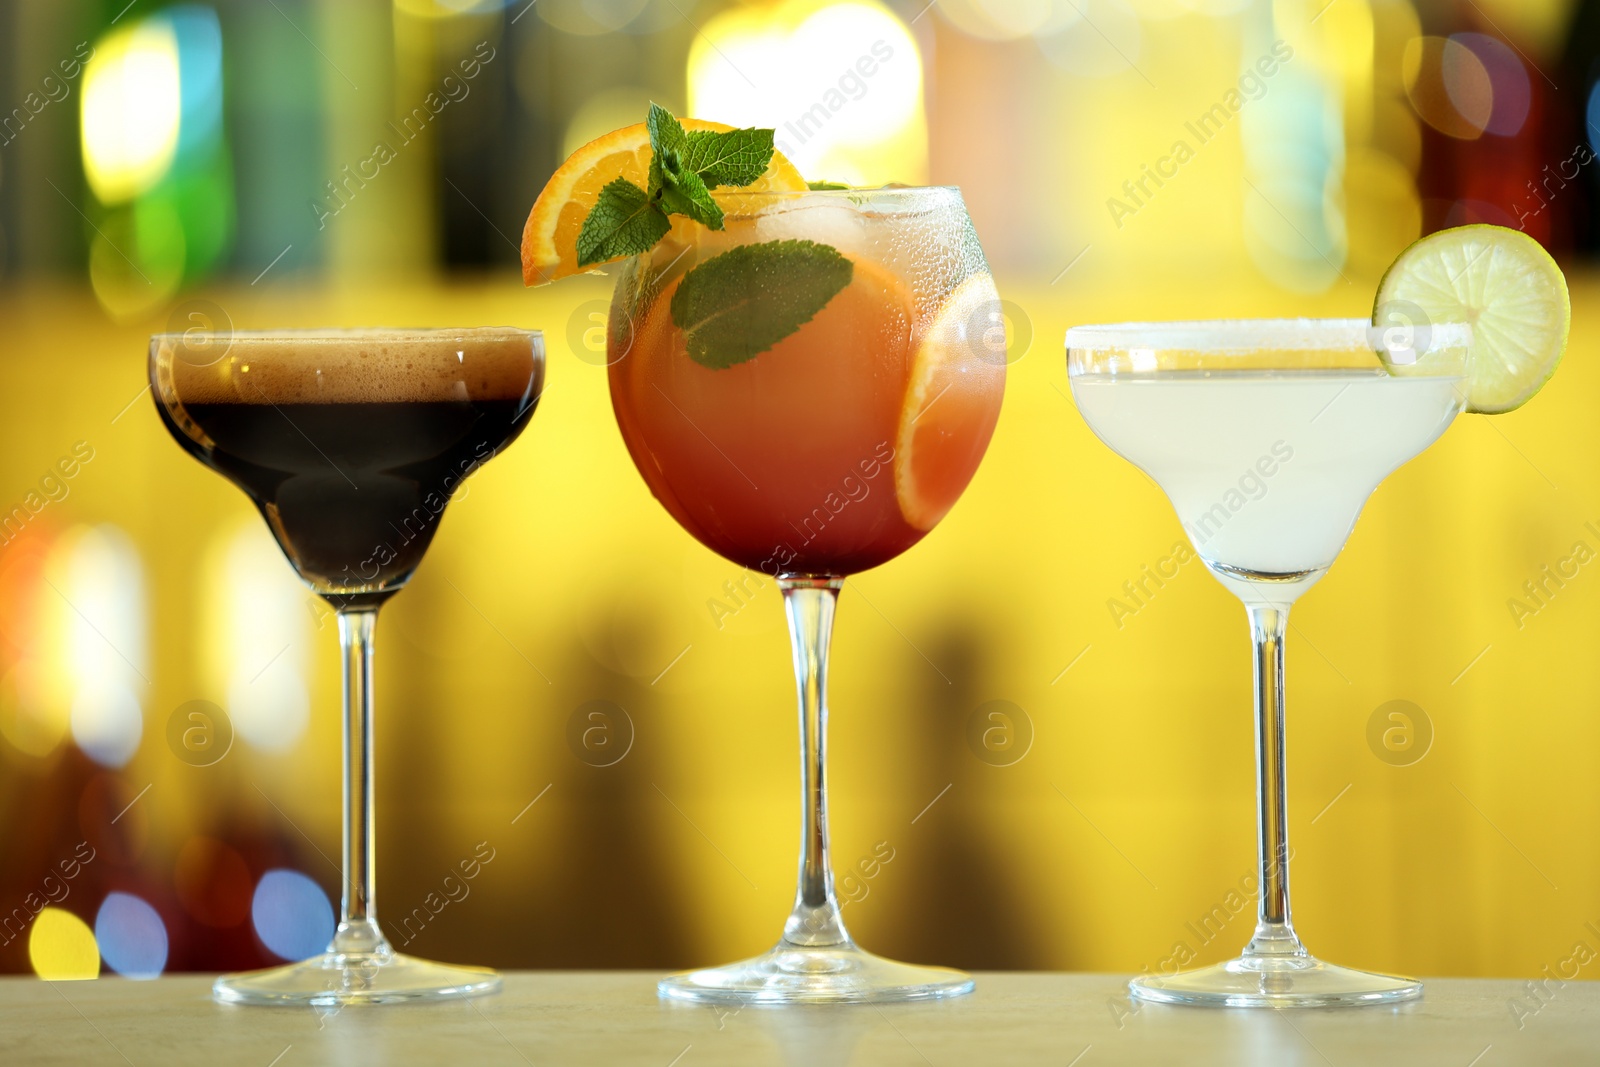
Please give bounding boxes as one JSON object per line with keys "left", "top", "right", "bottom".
{"left": 1068, "top": 317, "right": 1469, "bottom": 1006}
{"left": 1073, "top": 328, "right": 1465, "bottom": 602}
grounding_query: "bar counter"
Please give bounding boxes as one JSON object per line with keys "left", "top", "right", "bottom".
{"left": 2, "top": 972, "right": 1596, "bottom": 1065}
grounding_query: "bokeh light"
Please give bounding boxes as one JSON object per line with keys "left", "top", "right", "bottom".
{"left": 252, "top": 870, "right": 335, "bottom": 962}
{"left": 205, "top": 521, "right": 312, "bottom": 754}
{"left": 94, "top": 893, "right": 168, "bottom": 979}
{"left": 0, "top": 531, "right": 69, "bottom": 759}
{"left": 82, "top": 5, "right": 234, "bottom": 320}
{"left": 28, "top": 908, "right": 99, "bottom": 981}
{"left": 87, "top": 199, "right": 187, "bottom": 321}
{"left": 81, "top": 19, "right": 182, "bottom": 204}
{"left": 170, "top": 6, "right": 224, "bottom": 166}
{"left": 688, "top": 0, "right": 926, "bottom": 185}
{"left": 1403, "top": 35, "right": 1492, "bottom": 141}
{"left": 1450, "top": 33, "right": 1529, "bottom": 138}
{"left": 69, "top": 685, "right": 142, "bottom": 769}
{"left": 52, "top": 525, "right": 147, "bottom": 769}
{"left": 1241, "top": 68, "right": 1347, "bottom": 292}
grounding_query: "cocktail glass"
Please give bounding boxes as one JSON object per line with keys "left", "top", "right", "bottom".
{"left": 1067, "top": 318, "right": 1469, "bottom": 1007}
{"left": 608, "top": 187, "right": 1007, "bottom": 1002}
{"left": 150, "top": 328, "right": 543, "bottom": 1005}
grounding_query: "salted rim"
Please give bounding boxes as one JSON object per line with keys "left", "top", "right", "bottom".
{"left": 1065, "top": 317, "right": 1472, "bottom": 353}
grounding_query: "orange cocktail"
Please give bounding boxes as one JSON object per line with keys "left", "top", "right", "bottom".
{"left": 522, "top": 106, "right": 1008, "bottom": 1003}
{"left": 607, "top": 189, "right": 1004, "bottom": 578}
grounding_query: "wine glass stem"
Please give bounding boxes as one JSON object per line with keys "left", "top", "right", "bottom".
{"left": 780, "top": 577, "right": 849, "bottom": 948}
{"left": 334, "top": 607, "right": 386, "bottom": 955}
{"left": 1245, "top": 602, "right": 1306, "bottom": 958}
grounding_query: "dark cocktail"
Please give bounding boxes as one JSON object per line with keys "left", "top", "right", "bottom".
{"left": 151, "top": 327, "right": 542, "bottom": 1004}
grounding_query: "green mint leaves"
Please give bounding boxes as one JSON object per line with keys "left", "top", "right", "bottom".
{"left": 680, "top": 127, "right": 783, "bottom": 188}
{"left": 670, "top": 240, "right": 852, "bottom": 369}
{"left": 575, "top": 103, "right": 777, "bottom": 266}
{"left": 577, "top": 104, "right": 854, "bottom": 369}
{"left": 576, "top": 177, "right": 671, "bottom": 268}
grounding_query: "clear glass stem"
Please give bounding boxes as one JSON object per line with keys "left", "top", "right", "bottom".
{"left": 655, "top": 576, "right": 971, "bottom": 1001}
{"left": 1243, "top": 603, "right": 1306, "bottom": 960}
{"left": 212, "top": 600, "right": 500, "bottom": 1004}
{"left": 1126, "top": 596, "right": 1420, "bottom": 1006}
{"left": 780, "top": 577, "right": 849, "bottom": 949}
{"left": 334, "top": 607, "right": 386, "bottom": 957}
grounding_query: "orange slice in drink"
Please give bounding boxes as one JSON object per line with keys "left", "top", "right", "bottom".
{"left": 894, "top": 273, "right": 1007, "bottom": 531}
{"left": 521, "top": 120, "right": 807, "bottom": 285}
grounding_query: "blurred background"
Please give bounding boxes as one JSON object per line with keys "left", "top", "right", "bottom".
{"left": 0, "top": 0, "right": 1596, "bottom": 986}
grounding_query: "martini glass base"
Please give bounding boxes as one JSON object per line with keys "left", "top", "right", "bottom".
{"left": 213, "top": 950, "right": 501, "bottom": 1006}
{"left": 1130, "top": 954, "right": 1421, "bottom": 1008}
{"left": 659, "top": 942, "right": 974, "bottom": 1005}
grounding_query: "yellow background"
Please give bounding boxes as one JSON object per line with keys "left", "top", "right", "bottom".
{"left": 2, "top": 265, "right": 1593, "bottom": 979}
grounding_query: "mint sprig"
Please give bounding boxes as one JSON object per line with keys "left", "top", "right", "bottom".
{"left": 575, "top": 103, "right": 777, "bottom": 266}
{"left": 670, "top": 240, "right": 852, "bottom": 369}
{"left": 578, "top": 104, "right": 854, "bottom": 369}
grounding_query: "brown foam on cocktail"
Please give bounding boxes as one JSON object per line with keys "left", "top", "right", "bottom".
{"left": 159, "top": 329, "right": 540, "bottom": 404}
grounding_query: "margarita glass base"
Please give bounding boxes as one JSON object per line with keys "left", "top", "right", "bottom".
{"left": 213, "top": 948, "right": 502, "bottom": 1006}
{"left": 1130, "top": 953, "right": 1422, "bottom": 1008}
{"left": 658, "top": 941, "right": 975, "bottom": 1005}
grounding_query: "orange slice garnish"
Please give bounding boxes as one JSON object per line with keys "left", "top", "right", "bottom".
{"left": 521, "top": 119, "right": 807, "bottom": 285}
{"left": 894, "top": 273, "right": 1008, "bottom": 530}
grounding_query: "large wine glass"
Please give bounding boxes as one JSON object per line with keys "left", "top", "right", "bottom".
{"left": 608, "top": 187, "right": 1006, "bottom": 1002}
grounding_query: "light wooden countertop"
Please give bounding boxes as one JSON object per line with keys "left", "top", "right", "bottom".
{"left": 1, "top": 972, "right": 1594, "bottom": 1066}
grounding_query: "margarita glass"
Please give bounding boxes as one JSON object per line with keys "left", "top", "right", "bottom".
{"left": 610, "top": 186, "right": 1006, "bottom": 1002}
{"left": 151, "top": 328, "right": 543, "bottom": 1005}
{"left": 1068, "top": 318, "right": 1469, "bottom": 1007}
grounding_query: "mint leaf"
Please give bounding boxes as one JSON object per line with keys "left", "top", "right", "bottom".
{"left": 576, "top": 177, "right": 670, "bottom": 267}
{"left": 807, "top": 180, "right": 850, "bottom": 190}
{"left": 646, "top": 102, "right": 688, "bottom": 160}
{"left": 645, "top": 103, "right": 727, "bottom": 230}
{"left": 658, "top": 169, "right": 723, "bottom": 229}
{"left": 670, "top": 239, "right": 852, "bottom": 369}
{"left": 652, "top": 150, "right": 724, "bottom": 230}
{"left": 682, "top": 128, "right": 776, "bottom": 188}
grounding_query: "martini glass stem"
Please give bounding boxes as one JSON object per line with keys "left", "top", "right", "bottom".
{"left": 334, "top": 607, "right": 386, "bottom": 956}
{"left": 1244, "top": 603, "right": 1306, "bottom": 959}
{"left": 780, "top": 577, "right": 849, "bottom": 948}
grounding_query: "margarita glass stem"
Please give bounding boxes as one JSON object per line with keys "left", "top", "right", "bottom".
{"left": 334, "top": 607, "right": 386, "bottom": 956}
{"left": 779, "top": 577, "right": 850, "bottom": 949}
{"left": 1244, "top": 603, "right": 1307, "bottom": 959}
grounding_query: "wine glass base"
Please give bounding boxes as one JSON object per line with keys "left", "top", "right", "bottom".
{"left": 659, "top": 942, "right": 974, "bottom": 1005}
{"left": 1130, "top": 954, "right": 1422, "bottom": 1008}
{"left": 213, "top": 950, "right": 501, "bottom": 1006}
